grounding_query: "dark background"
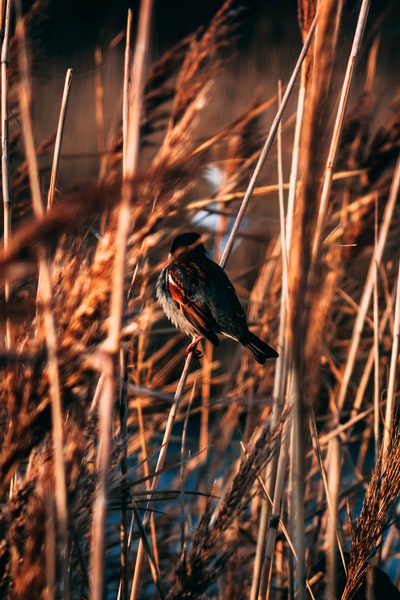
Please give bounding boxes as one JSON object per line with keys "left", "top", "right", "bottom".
{"left": 20, "top": 0, "right": 400, "bottom": 188}
{"left": 29, "top": 0, "right": 400, "bottom": 63}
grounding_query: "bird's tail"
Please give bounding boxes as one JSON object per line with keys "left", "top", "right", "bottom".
{"left": 240, "top": 331, "right": 278, "bottom": 365}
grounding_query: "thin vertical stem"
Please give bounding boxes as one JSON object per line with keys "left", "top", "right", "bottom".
{"left": 381, "top": 262, "right": 400, "bottom": 462}
{"left": 117, "top": 13, "right": 133, "bottom": 600}
{"left": 326, "top": 437, "right": 340, "bottom": 600}
{"left": 251, "top": 79, "right": 288, "bottom": 600}
{"left": 0, "top": 0, "right": 4, "bottom": 33}
{"left": 373, "top": 199, "right": 380, "bottom": 462}
{"left": 290, "top": 369, "right": 306, "bottom": 600}
{"left": 263, "top": 414, "right": 292, "bottom": 600}
{"left": 310, "top": 0, "right": 370, "bottom": 269}
{"left": 1, "top": 0, "right": 12, "bottom": 347}
{"left": 122, "top": 9, "right": 132, "bottom": 174}
{"left": 94, "top": 46, "right": 105, "bottom": 160}
{"left": 286, "top": 71, "right": 305, "bottom": 252}
{"left": 90, "top": 360, "right": 114, "bottom": 600}
{"left": 119, "top": 349, "right": 129, "bottom": 600}
{"left": 199, "top": 341, "right": 212, "bottom": 467}
{"left": 44, "top": 492, "right": 56, "bottom": 600}
{"left": 15, "top": 2, "right": 68, "bottom": 596}
{"left": 47, "top": 68, "right": 73, "bottom": 210}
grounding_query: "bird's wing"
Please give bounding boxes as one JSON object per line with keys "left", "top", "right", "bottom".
{"left": 166, "top": 265, "right": 220, "bottom": 345}
{"left": 206, "top": 260, "right": 248, "bottom": 323}
{"left": 224, "top": 281, "right": 247, "bottom": 320}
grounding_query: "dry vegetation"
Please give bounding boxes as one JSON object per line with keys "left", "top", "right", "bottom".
{"left": 0, "top": 0, "right": 399, "bottom": 598}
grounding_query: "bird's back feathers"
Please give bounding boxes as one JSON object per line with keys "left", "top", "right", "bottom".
{"left": 157, "top": 232, "right": 279, "bottom": 362}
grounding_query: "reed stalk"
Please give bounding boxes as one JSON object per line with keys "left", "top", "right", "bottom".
{"left": 117, "top": 13, "right": 133, "bottom": 600}
{"left": 381, "top": 262, "right": 400, "bottom": 462}
{"left": 310, "top": 0, "right": 369, "bottom": 271}
{"left": 47, "top": 68, "right": 73, "bottom": 210}
{"left": 250, "top": 80, "right": 289, "bottom": 600}
{"left": 15, "top": 1, "right": 69, "bottom": 595}
{"left": 1, "top": 0, "right": 11, "bottom": 347}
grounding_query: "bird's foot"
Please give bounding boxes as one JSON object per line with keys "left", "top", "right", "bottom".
{"left": 186, "top": 336, "right": 203, "bottom": 359}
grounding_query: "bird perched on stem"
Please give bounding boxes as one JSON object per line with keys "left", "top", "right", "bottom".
{"left": 156, "top": 232, "right": 278, "bottom": 364}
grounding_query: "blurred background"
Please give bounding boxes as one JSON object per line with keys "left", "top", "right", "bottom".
{"left": 25, "top": 0, "right": 400, "bottom": 187}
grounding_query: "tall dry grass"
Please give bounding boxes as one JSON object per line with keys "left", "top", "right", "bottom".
{"left": 0, "top": 0, "right": 399, "bottom": 599}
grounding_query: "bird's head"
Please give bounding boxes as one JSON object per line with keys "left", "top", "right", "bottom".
{"left": 169, "top": 232, "right": 207, "bottom": 259}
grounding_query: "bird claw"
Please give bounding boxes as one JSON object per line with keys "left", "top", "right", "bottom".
{"left": 190, "top": 347, "right": 203, "bottom": 359}
{"left": 186, "top": 336, "right": 203, "bottom": 359}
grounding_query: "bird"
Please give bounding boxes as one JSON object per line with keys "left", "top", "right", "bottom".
{"left": 156, "top": 232, "right": 278, "bottom": 364}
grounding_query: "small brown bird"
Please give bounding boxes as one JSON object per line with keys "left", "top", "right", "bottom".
{"left": 156, "top": 232, "right": 278, "bottom": 364}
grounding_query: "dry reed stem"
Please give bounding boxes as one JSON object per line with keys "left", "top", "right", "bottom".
{"left": 310, "top": 0, "right": 369, "bottom": 271}
{"left": 15, "top": 4, "right": 68, "bottom": 595}
{"left": 326, "top": 436, "right": 340, "bottom": 600}
{"left": 288, "top": 0, "right": 342, "bottom": 407}
{"left": 94, "top": 46, "right": 105, "bottom": 159}
{"left": 288, "top": 366, "right": 306, "bottom": 600}
{"left": 47, "top": 68, "right": 72, "bottom": 210}
{"left": 122, "top": 8, "right": 132, "bottom": 174}
{"left": 284, "top": 2, "right": 347, "bottom": 595}
{"left": 117, "top": 349, "right": 129, "bottom": 600}
{"left": 1, "top": 0, "right": 12, "bottom": 348}
{"left": 381, "top": 262, "right": 400, "bottom": 462}
{"left": 372, "top": 208, "right": 381, "bottom": 461}
{"left": 250, "top": 81, "right": 288, "bottom": 600}
{"left": 117, "top": 14, "right": 133, "bottom": 600}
